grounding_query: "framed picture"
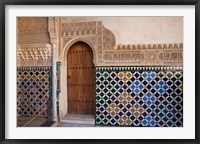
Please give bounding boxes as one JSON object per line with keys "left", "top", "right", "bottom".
{"left": 1, "top": 0, "right": 199, "bottom": 143}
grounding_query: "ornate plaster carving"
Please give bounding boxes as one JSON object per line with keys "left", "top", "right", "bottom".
{"left": 62, "top": 21, "right": 97, "bottom": 37}
{"left": 62, "top": 37, "right": 97, "bottom": 65}
{"left": 61, "top": 20, "right": 182, "bottom": 66}
{"left": 102, "top": 43, "right": 183, "bottom": 66}
{"left": 103, "top": 26, "right": 116, "bottom": 50}
{"left": 62, "top": 21, "right": 103, "bottom": 64}
{"left": 62, "top": 21, "right": 117, "bottom": 65}
{"left": 17, "top": 43, "right": 52, "bottom": 66}
{"left": 48, "top": 17, "right": 56, "bottom": 39}
{"left": 48, "top": 17, "right": 57, "bottom": 48}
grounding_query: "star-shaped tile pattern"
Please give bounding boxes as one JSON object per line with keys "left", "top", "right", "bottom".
{"left": 17, "top": 67, "right": 52, "bottom": 118}
{"left": 95, "top": 67, "right": 183, "bottom": 127}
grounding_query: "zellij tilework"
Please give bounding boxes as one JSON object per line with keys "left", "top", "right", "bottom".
{"left": 17, "top": 67, "right": 52, "bottom": 118}
{"left": 95, "top": 67, "right": 183, "bottom": 127}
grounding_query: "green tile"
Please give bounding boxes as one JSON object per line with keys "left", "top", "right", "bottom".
{"left": 104, "top": 96, "right": 109, "bottom": 101}
{"left": 163, "top": 109, "right": 168, "bottom": 114}
{"left": 100, "top": 114, "right": 104, "bottom": 119}
{"left": 171, "top": 77, "right": 177, "bottom": 82}
{"left": 100, "top": 77, "right": 104, "bottom": 81}
{"left": 115, "top": 84, "right": 120, "bottom": 89}
{"left": 96, "top": 96, "right": 101, "bottom": 100}
{"left": 100, "top": 92, "right": 104, "bottom": 97}
{"left": 172, "top": 117, "right": 177, "bottom": 122}
{"left": 96, "top": 73, "right": 100, "bottom": 78}
{"left": 100, "top": 99, "right": 105, "bottom": 104}
{"left": 111, "top": 81, "right": 116, "bottom": 85}
{"left": 111, "top": 88, "right": 116, "bottom": 93}
{"left": 171, "top": 93, "right": 177, "bottom": 98}
{"left": 155, "top": 109, "right": 159, "bottom": 113}
{"left": 171, "top": 101, "right": 177, "bottom": 106}
{"left": 159, "top": 105, "right": 164, "bottom": 110}
{"left": 159, "top": 112, "right": 164, "bottom": 117}
{"left": 107, "top": 84, "right": 112, "bottom": 89}
{"left": 103, "top": 119, "right": 108, "bottom": 123}
{"left": 104, "top": 73, "right": 108, "bottom": 78}
{"left": 96, "top": 118, "right": 101, "bottom": 123}
{"left": 167, "top": 121, "right": 173, "bottom": 126}
{"left": 167, "top": 97, "right": 173, "bottom": 102}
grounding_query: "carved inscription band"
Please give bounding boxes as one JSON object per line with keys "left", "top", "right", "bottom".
{"left": 103, "top": 43, "right": 183, "bottom": 66}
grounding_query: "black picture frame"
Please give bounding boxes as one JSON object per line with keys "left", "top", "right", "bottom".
{"left": 1, "top": 0, "right": 199, "bottom": 144}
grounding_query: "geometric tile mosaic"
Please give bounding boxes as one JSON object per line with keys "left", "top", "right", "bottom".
{"left": 95, "top": 67, "right": 183, "bottom": 127}
{"left": 17, "top": 67, "right": 52, "bottom": 118}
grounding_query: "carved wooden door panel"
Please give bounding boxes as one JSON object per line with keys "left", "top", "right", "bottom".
{"left": 67, "top": 42, "right": 94, "bottom": 114}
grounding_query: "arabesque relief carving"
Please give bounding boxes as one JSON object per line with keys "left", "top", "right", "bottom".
{"left": 61, "top": 21, "right": 116, "bottom": 64}
{"left": 103, "top": 26, "right": 116, "bottom": 50}
{"left": 61, "top": 20, "right": 183, "bottom": 66}
{"left": 17, "top": 44, "right": 52, "bottom": 66}
{"left": 48, "top": 17, "right": 56, "bottom": 40}
{"left": 103, "top": 43, "right": 183, "bottom": 66}
{"left": 62, "top": 21, "right": 97, "bottom": 36}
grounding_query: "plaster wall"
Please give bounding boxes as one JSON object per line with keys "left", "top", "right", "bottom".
{"left": 59, "top": 63, "right": 68, "bottom": 118}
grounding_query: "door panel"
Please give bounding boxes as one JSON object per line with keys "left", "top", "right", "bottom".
{"left": 67, "top": 42, "right": 94, "bottom": 114}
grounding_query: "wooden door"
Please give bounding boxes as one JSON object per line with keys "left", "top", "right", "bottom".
{"left": 67, "top": 42, "right": 94, "bottom": 114}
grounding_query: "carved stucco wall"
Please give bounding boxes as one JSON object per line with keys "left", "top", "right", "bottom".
{"left": 60, "top": 17, "right": 183, "bottom": 66}
{"left": 17, "top": 17, "right": 50, "bottom": 44}
{"left": 17, "top": 17, "right": 52, "bottom": 67}
{"left": 17, "top": 43, "right": 52, "bottom": 66}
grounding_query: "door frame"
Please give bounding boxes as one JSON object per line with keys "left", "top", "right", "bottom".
{"left": 61, "top": 38, "right": 96, "bottom": 115}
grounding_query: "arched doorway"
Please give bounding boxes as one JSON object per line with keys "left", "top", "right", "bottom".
{"left": 67, "top": 42, "right": 94, "bottom": 115}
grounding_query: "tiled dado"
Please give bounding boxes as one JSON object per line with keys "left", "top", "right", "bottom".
{"left": 95, "top": 66, "right": 183, "bottom": 127}
{"left": 17, "top": 67, "right": 52, "bottom": 118}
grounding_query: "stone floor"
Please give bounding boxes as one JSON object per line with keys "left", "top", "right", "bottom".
{"left": 17, "top": 116, "right": 53, "bottom": 127}
{"left": 17, "top": 115, "right": 107, "bottom": 127}
{"left": 58, "top": 114, "right": 95, "bottom": 127}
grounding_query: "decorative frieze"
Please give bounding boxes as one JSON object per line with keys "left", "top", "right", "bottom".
{"left": 116, "top": 43, "right": 182, "bottom": 50}
{"left": 62, "top": 21, "right": 97, "bottom": 37}
{"left": 95, "top": 66, "right": 183, "bottom": 71}
{"left": 17, "top": 44, "right": 52, "bottom": 66}
{"left": 17, "top": 66, "right": 51, "bottom": 71}
{"left": 103, "top": 43, "right": 183, "bottom": 66}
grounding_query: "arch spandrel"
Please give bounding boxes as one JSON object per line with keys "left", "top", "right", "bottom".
{"left": 62, "top": 37, "right": 97, "bottom": 65}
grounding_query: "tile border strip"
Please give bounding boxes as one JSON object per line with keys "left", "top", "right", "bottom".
{"left": 95, "top": 66, "right": 183, "bottom": 71}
